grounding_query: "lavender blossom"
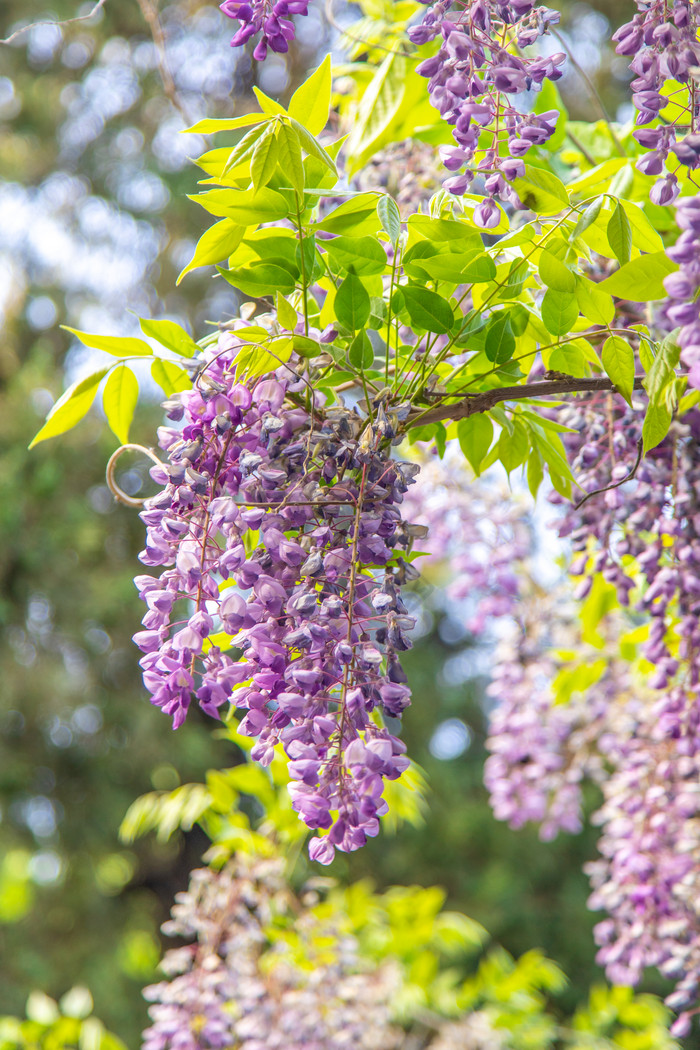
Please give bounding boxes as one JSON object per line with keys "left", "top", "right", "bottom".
{"left": 220, "top": 0, "right": 309, "bottom": 59}
{"left": 613, "top": 1, "right": 700, "bottom": 201}
{"left": 662, "top": 194, "right": 700, "bottom": 386}
{"left": 134, "top": 330, "right": 426, "bottom": 862}
{"left": 409, "top": 0, "right": 564, "bottom": 225}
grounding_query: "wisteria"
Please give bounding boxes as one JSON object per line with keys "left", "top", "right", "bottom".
{"left": 220, "top": 0, "right": 309, "bottom": 59}
{"left": 133, "top": 328, "right": 425, "bottom": 863}
{"left": 400, "top": 447, "right": 531, "bottom": 632}
{"left": 409, "top": 0, "right": 565, "bottom": 226}
{"left": 613, "top": 0, "right": 700, "bottom": 205}
{"left": 143, "top": 856, "right": 402, "bottom": 1050}
{"left": 663, "top": 194, "right": 700, "bottom": 387}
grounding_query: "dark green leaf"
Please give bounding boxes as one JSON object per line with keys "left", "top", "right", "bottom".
{"left": 401, "top": 285, "right": 454, "bottom": 333}
{"left": 335, "top": 273, "right": 371, "bottom": 331}
{"left": 484, "top": 313, "right": 516, "bottom": 363}
{"left": 348, "top": 330, "right": 374, "bottom": 370}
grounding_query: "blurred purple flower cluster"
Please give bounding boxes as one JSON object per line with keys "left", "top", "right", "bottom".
{"left": 134, "top": 332, "right": 424, "bottom": 862}
{"left": 143, "top": 856, "right": 401, "bottom": 1049}
{"left": 220, "top": 0, "right": 309, "bottom": 59}
{"left": 400, "top": 448, "right": 531, "bottom": 631}
{"left": 614, "top": 0, "right": 700, "bottom": 205}
{"left": 663, "top": 194, "right": 700, "bottom": 384}
{"left": 409, "top": 0, "right": 564, "bottom": 227}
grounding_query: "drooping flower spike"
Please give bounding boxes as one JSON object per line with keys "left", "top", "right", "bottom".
{"left": 409, "top": 0, "right": 565, "bottom": 226}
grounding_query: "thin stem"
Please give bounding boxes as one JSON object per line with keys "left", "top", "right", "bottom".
{"left": 551, "top": 27, "right": 626, "bottom": 157}
{"left": 294, "top": 192, "right": 310, "bottom": 337}
{"left": 1, "top": 0, "right": 108, "bottom": 44}
{"left": 136, "top": 0, "right": 191, "bottom": 124}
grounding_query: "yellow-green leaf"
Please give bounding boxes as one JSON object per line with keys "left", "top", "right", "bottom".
{"left": 103, "top": 364, "right": 139, "bottom": 444}
{"left": 598, "top": 252, "right": 678, "bottom": 301}
{"left": 140, "top": 318, "right": 199, "bottom": 358}
{"left": 184, "top": 113, "right": 268, "bottom": 135}
{"left": 276, "top": 120, "right": 305, "bottom": 195}
{"left": 253, "top": 87, "right": 287, "bottom": 116}
{"left": 250, "top": 122, "right": 280, "bottom": 190}
{"left": 151, "top": 359, "right": 192, "bottom": 395}
{"left": 177, "top": 219, "right": 245, "bottom": 284}
{"left": 288, "top": 55, "right": 332, "bottom": 136}
{"left": 602, "top": 335, "right": 635, "bottom": 405}
{"left": 62, "top": 326, "right": 153, "bottom": 357}
{"left": 29, "top": 369, "right": 108, "bottom": 449}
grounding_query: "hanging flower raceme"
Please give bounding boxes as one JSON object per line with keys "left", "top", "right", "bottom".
{"left": 133, "top": 332, "right": 424, "bottom": 863}
{"left": 219, "top": 0, "right": 309, "bottom": 59}
{"left": 613, "top": 0, "right": 700, "bottom": 206}
{"left": 662, "top": 194, "right": 700, "bottom": 385}
{"left": 409, "top": 0, "right": 565, "bottom": 227}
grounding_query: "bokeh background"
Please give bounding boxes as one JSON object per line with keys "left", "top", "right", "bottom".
{"left": 0, "top": 1, "right": 643, "bottom": 1044}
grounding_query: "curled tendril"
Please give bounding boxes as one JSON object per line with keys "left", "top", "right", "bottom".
{"left": 106, "top": 443, "right": 163, "bottom": 508}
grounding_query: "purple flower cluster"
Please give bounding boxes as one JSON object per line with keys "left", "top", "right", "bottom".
{"left": 613, "top": 0, "right": 700, "bottom": 205}
{"left": 662, "top": 194, "right": 700, "bottom": 386}
{"left": 553, "top": 396, "right": 700, "bottom": 693}
{"left": 586, "top": 687, "right": 700, "bottom": 1039}
{"left": 220, "top": 0, "right": 309, "bottom": 59}
{"left": 134, "top": 333, "right": 422, "bottom": 863}
{"left": 400, "top": 448, "right": 531, "bottom": 632}
{"left": 143, "top": 856, "right": 401, "bottom": 1050}
{"left": 409, "top": 0, "right": 564, "bottom": 227}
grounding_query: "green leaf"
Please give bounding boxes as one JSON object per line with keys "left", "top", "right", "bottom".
{"left": 276, "top": 120, "right": 305, "bottom": 195}
{"left": 316, "top": 193, "right": 381, "bottom": 235}
{"left": 287, "top": 117, "right": 337, "bottom": 175}
{"left": 335, "top": 273, "right": 371, "bottom": 331}
{"left": 103, "top": 364, "right": 139, "bottom": 444}
{"left": 151, "top": 359, "right": 192, "bottom": 395}
{"left": 250, "top": 122, "right": 280, "bottom": 190}
{"left": 457, "top": 415, "right": 493, "bottom": 475}
{"left": 541, "top": 289, "right": 579, "bottom": 336}
{"left": 378, "top": 195, "right": 401, "bottom": 247}
{"left": 621, "top": 200, "right": 664, "bottom": 253}
{"left": 324, "top": 234, "right": 388, "bottom": 276}
{"left": 484, "top": 313, "right": 516, "bottom": 364}
{"left": 548, "top": 342, "right": 588, "bottom": 377}
{"left": 139, "top": 318, "right": 199, "bottom": 358}
{"left": 223, "top": 122, "right": 270, "bottom": 173}
{"left": 408, "top": 215, "right": 482, "bottom": 249}
{"left": 408, "top": 251, "right": 496, "bottom": 285}
{"left": 575, "top": 276, "right": 614, "bottom": 325}
{"left": 287, "top": 55, "right": 332, "bottom": 136}
{"left": 598, "top": 252, "right": 678, "bottom": 301}
{"left": 345, "top": 51, "right": 408, "bottom": 175}
{"left": 185, "top": 114, "right": 268, "bottom": 135}
{"left": 62, "top": 326, "right": 153, "bottom": 357}
{"left": 498, "top": 418, "right": 528, "bottom": 473}
{"left": 606, "top": 201, "right": 632, "bottom": 265}
{"left": 276, "top": 292, "right": 298, "bottom": 331}
{"left": 538, "top": 249, "right": 575, "bottom": 293}
{"left": 644, "top": 334, "right": 680, "bottom": 402}
{"left": 642, "top": 399, "right": 673, "bottom": 453}
{"left": 190, "top": 186, "right": 289, "bottom": 224}
{"left": 511, "top": 165, "right": 569, "bottom": 214}
{"left": 291, "top": 335, "right": 322, "bottom": 358}
{"left": 219, "top": 262, "right": 296, "bottom": 296}
{"left": 602, "top": 335, "right": 635, "bottom": 405}
{"left": 527, "top": 447, "right": 544, "bottom": 497}
{"left": 570, "top": 198, "right": 603, "bottom": 242}
{"left": 29, "top": 369, "right": 108, "bottom": 449}
{"left": 348, "top": 330, "right": 374, "bottom": 369}
{"left": 177, "top": 219, "right": 244, "bottom": 284}
{"left": 252, "top": 86, "right": 287, "bottom": 116}
{"left": 401, "top": 285, "right": 454, "bottom": 334}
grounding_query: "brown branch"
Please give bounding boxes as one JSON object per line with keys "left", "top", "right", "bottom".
{"left": 135, "top": 0, "right": 192, "bottom": 124}
{"left": 573, "top": 437, "right": 644, "bottom": 509}
{"left": 407, "top": 375, "right": 652, "bottom": 428}
{"left": 1, "top": 0, "right": 108, "bottom": 44}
